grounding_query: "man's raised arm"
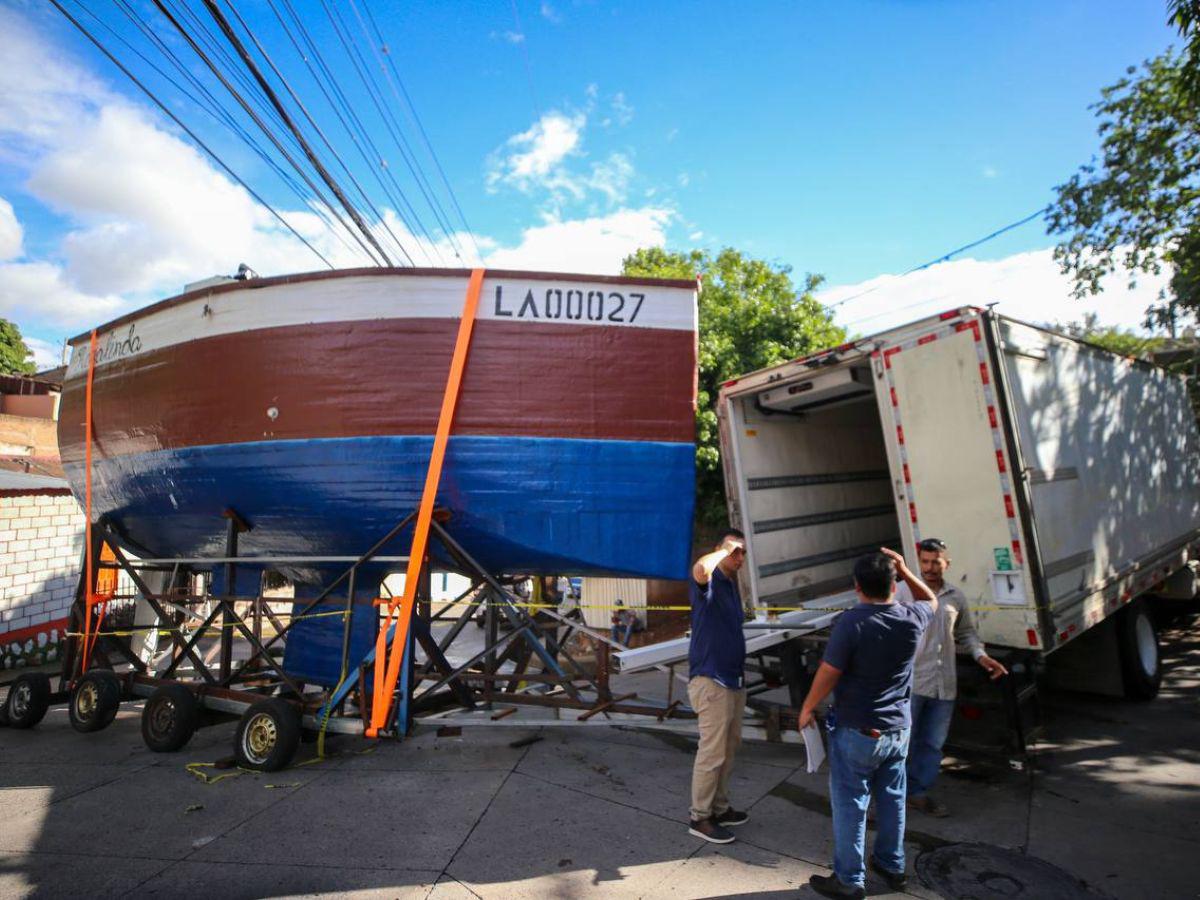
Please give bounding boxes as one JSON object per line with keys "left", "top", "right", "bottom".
{"left": 880, "top": 547, "right": 938, "bottom": 613}
{"left": 693, "top": 536, "right": 745, "bottom": 585}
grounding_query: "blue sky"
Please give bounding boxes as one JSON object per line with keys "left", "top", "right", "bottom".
{"left": 0, "top": 0, "right": 1182, "bottom": 364}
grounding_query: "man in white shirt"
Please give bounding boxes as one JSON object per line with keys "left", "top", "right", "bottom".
{"left": 905, "top": 538, "right": 1008, "bottom": 816}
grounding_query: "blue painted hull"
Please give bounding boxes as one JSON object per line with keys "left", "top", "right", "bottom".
{"left": 69, "top": 434, "right": 695, "bottom": 581}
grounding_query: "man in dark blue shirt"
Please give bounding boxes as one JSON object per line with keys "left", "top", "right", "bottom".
{"left": 686, "top": 528, "right": 749, "bottom": 844}
{"left": 799, "top": 548, "right": 938, "bottom": 899}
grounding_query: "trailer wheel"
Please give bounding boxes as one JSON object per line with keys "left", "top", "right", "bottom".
{"left": 1117, "top": 601, "right": 1162, "bottom": 700}
{"left": 69, "top": 670, "right": 122, "bottom": 733}
{"left": 141, "top": 684, "right": 199, "bottom": 752}
{"left": 235, "top": 698, "right": 301, "bottom": 772}
{"left": 4, "top": 672, "right": 51, "bottom": 729}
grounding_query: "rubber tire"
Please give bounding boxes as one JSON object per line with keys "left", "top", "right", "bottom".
{"left": 234, "top": 698, "right": 301, "bottom": 772}
{"left": 141, "top": 684, "right": 199, "bottom": 753}
{"left": 69, "top": 670, "right": 122, "bottom": 733}
{"left": 1117, "top": 601, "right": 1162, "bottom": 701}
{"left": 4, "top": 672, "right": 52, "bottom": 729}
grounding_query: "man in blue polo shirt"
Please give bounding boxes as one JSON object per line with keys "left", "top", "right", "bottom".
{"left": 799, "top": 548, "right": 938, "bottom": 899}
{"left": 686, "top": 528, "right": 749, "bottom": 844}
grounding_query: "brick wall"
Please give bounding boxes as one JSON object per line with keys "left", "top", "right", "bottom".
{"left": 0, "top": 490, "right": 83, "bottom": 669}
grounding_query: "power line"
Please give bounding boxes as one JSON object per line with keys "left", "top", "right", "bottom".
{"left": 148, "top": 0, "right": 381, "bottom": 265}
{"left": 49, "top": 0, "right": 334, "bottom": 270}
{"left": 355, "top": 0, "right": 483, "bottom": 261}
{"left": 272, "top": 0, "right": 439, "bottom": 264}
{"left": 320, "top": 0, "right": 462, "bottom": 263}
{"left": 198, "top": 0, "right": 396, "bottom": 266}
{"left": 217, "top": 0, "right": 416, "bottom": 265}
{"left": 508, "top": 0, "right": 540, "bottom": 119}
{"left": 100, "top": 0, "right": 365, "bottom": 264}
{"left": 827, "top": 206, "right": 1050, "bottom": 311}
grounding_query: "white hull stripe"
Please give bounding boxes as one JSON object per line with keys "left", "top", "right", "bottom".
{"left": 66, "top": 273, "right": 698, "bottom": 377}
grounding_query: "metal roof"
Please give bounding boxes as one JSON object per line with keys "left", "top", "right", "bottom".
{"left": 0, "top": 470, "right": 71, "bottom": 492}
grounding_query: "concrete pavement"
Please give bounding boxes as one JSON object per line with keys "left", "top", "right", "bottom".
{"left": 0, "top": 616, "right": 1198, "bottom": 899}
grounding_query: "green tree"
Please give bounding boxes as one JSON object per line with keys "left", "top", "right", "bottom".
{"left": 0, "top": 318, "right": 36, "bottom": 375}
{"left": 1048, "top": 3, "right": 1200, "bottom": 333}
{"left": 622, "top": 247, "right": 844, "bottom": 532}
{"left": 1054, "top": 312, "right": 1165, "bottom": 358}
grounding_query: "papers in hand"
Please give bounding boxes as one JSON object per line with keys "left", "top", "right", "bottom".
{"left": 802, "top": 721, "right": 826, "bottom": 773}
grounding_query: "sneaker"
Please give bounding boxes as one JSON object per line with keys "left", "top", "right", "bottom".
{"left": 713, "top": 807, "right": 749, "bottom": 826}
{"left": 907, "top": 794, "right": 949, "bottom": 817}
{"left": 688, "top": 817, "right": 735, "bottom": 844}
{"left": 808, "top": 873, "right": 865, "bottom": 899}
{"left": 869, "top": 857, "right": 908, "bottom": 891}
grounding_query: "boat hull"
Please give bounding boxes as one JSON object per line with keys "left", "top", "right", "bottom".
{"left": 64, "top": 433, "right": 694, "bottom": 579}
{"left": 59, "top": 269, "right": 699, "bottom": 582}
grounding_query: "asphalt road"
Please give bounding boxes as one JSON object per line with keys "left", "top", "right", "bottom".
{"left": 0, "top": 616, "right": 1197, "bottom": 899}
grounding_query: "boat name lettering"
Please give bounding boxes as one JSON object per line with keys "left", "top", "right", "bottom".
{"left": 493, "top": 286, "right": 645, "bottom": 324}
{"left": 95, "top": 325, "right": 143, "bottom": 364}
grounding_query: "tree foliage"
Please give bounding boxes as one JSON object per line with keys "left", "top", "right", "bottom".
{"left": 0, "top": 318, "right": 36, "bottom": 375}
{"left": 1046, "top": 48, "right": 1200, "bottom": 332}
{"left": 1048, "top": 2, "right": 1200, "bottom": 332}
{"left": 622, "top": 247, "right": 844, "bottom": 532}
{"left": 1054, "top": 312, "right": 1165, "bottom": 358}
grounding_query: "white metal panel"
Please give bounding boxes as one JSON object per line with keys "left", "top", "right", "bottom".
{"left": 880, "top": 319, "right": 1041, "bottom": 649}
{"left": 725, "top": 377, "right": 899, "bottom": 611}
{"left": 579, "top": 577, "right": 647, "bottom": 630}
{"left": 615, "top": 591, "right": 857, "bottom": 672}
{"left": 999, "top": 319, "right": 1200, "bottom": 640}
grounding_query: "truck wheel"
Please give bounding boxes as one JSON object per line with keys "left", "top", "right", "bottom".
{"left": 4, "top": 673, "right": 51, "bottom": 729}
{"left": 234, "top": 698, "right": 301, "bottom": 771}
{"left": 69, "top": 670, "right": 122, "bottom": 733}
{"left": 1117, "top": 601, "right": 1162, "bottom": 700}
{"left": 141, "top": 684, "right": 199, "bottom": 752}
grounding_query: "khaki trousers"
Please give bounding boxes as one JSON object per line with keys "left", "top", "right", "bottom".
{"left": 688, "top": 675, "right": 746, "bottom": 820}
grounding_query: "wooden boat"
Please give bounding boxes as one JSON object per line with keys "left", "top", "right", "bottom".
{"left": 58, "top": 268, "right": 698, "bottom": 584}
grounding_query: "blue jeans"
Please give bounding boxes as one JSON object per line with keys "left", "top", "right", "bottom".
{"left": 827, "top": 724, "right": 910, "bottom": 888}
{"left": 907, "top": 695, "right": 955, "bottom": 798}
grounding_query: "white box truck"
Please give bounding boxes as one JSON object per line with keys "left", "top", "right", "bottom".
{"left": 617, "top": 306, "right": 1200, "bottom": 753}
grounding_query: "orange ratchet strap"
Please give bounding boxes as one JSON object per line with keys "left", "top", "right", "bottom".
{"left": 81, "top": 330, "right": 98, "bottom": 675}
{"left": 367, "top": 268, "right": 485, "bottom": 736}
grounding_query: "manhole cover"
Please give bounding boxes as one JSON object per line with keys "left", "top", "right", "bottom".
{"left": 916, "top": 843, "right": 1103, "bottom": 899}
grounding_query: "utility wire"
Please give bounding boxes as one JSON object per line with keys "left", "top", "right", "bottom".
{"left": 161, "top": 0, "right": 300, "bottom": 153}
{"left": 508, "top": 0, "right": 540, "bottom": 119}
{"left": 354, "top": 0, "right": 483, "bottom": 261}
{"left": 217, "top": 0, "right": 415, "bottom": 265}
{"left": 101, "top": 0, "right": 363, "bottom": 263}
{"left": 48, "top": 0, "right": 334, "bottom": 269}
{"left": 198, "top": 0, "right": 395, "bottom": 265}
{"left": 268, "top": 0, "right": 436, "bottom": 264}
{"left": 281, "top": 0, "right": 440, "bottom": 263}
{"left": 148, "top": 0, "right": 380, "bottom": 265}
{"left": 320, "top": 0, "right": 460, "bottom": 263}
{"left": 827, "top": 206, "right": 1050, "bottom": 311}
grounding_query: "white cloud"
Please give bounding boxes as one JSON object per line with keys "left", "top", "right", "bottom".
{"left": 485, "top": 208, "right": 673, "bottom": 274}
{"left": 487, "top": 107, "right": 639, "bottom": 206}
{"left": 818, "top": 247, "right": 1175, "bottom": 336}
{"left": 677, "top": 172, "right": 690, "bottom": 188}
{"left": 540, "top": 2, "right": 563, "bottom": 23}
{"left": 25, "top": 336, "right": 62, "bottom": 370}
{"left": 588, "top": 153, "right": 634, "bottom": 205}
{"left": 982, "top": 165, "right": 999, "bottom": 179}
{"left": 0, "top": 8, "right": 117, "bottom": 164}
{"left": 0, "top": 8, "right": 676, "bottom": 351}
{"left": 0, "top": 260, "right": 126, "bottom": 328}
{"left": 492, "top": 30, "right": 525, "bottom": 43}
{"left": 487, "top": 111, "right": 587, "bottom": 197}
{"left": 610, "top": 92, "right": 634, "bottom": 127}
{"left": 0, "top": 197, "right": 22, "bottom": 261}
